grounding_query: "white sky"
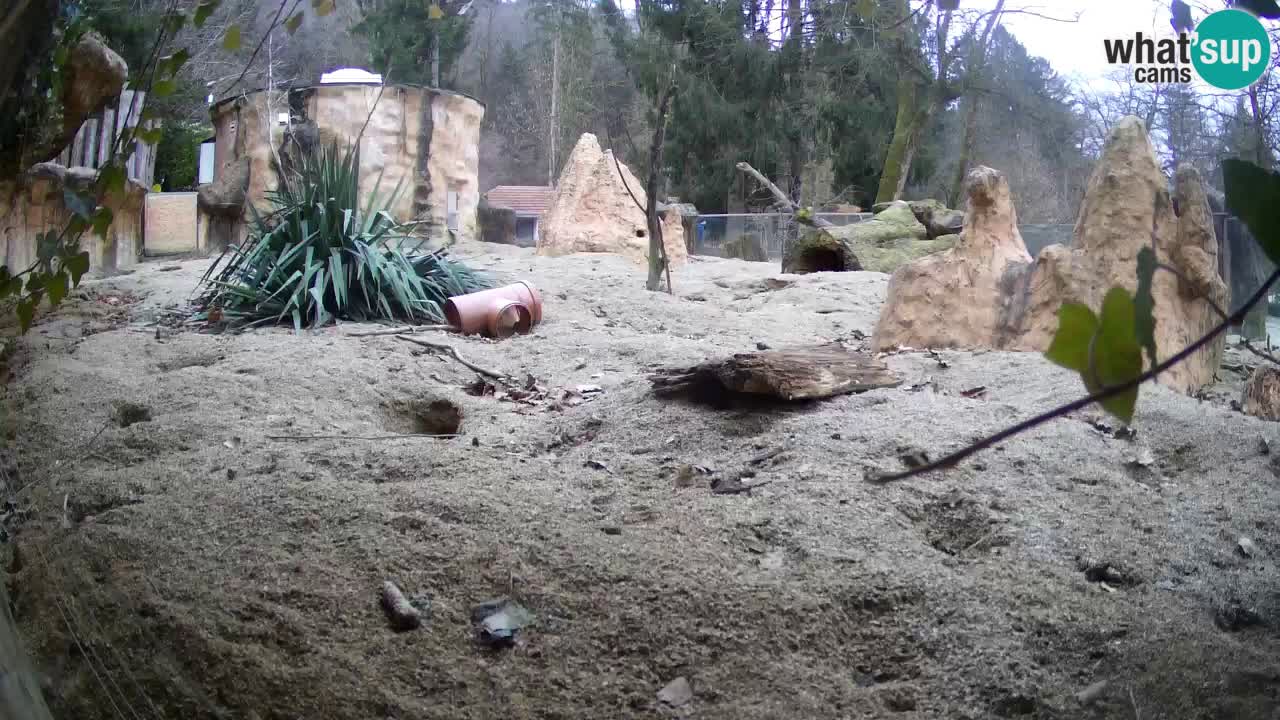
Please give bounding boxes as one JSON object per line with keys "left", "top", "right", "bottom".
{"left": 967, "top": 0, "right": 1174, "bottom": 88}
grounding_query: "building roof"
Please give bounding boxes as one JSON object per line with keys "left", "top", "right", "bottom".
{"left": 485, "top": 186, "right": 556, "bottom": 216}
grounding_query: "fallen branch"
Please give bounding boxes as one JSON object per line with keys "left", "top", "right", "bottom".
{"left": 734, "top": 162, "right": 832, "bottom": 229}
{"left": 267, "top": 433, "right": 459, "bottom": 441}
{"left": 394, "top": 335, "right": 509, "bottom": 380}
{"left": 347, "top": 324, "right": 453, "bottom": 338}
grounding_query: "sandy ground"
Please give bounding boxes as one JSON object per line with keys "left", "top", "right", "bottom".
{"left": 2, "top": 242, "right": 1280, "bottom": 720}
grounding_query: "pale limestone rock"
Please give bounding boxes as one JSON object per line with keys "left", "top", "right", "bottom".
{"left": 210, "top": 85, "right": 483, "bottom": 244}
{"left": 0, "top": 166, "right": 143, "bottom": 276}
{"left": 1014, "top": 120, "right": 1225, "bottom": 394}
{"left": 872, "top": 166, "right": 1032, "bottom": 351}
{"left": 537, "top": 134, "right": 686, "bottom": 267}
{"left": 60, "top": 33, "right": 127, "bottom": 152}
{"left": 873, "top": 117, "right": 1226, "bottom": 395}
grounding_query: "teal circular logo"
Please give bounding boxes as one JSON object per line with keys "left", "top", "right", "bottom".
{"left": 1192, "top": 9, "right": 1271, "bottom": 91}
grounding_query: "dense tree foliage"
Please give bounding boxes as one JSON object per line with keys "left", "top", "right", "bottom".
{"left": 32, "top": 0, "right": 1280, "bottom": 224}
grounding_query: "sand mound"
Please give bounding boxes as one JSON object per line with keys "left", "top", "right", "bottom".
{"left": 1, "top": 246, "right": 1278, "bottom": 719}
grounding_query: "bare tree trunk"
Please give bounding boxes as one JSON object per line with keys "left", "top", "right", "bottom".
{"left": 431, "top": 42, "right": 441, "bottom": 87}
{"left": 548, "top": 29, "right": 560, "bottom": 186}
{"left": 1244, "top": 84, "right": 1275, "bottom": 341}
{"left": 876, "top": 76, "right": 923, "bottom": 203}
{"left": 948, "top": 94, "right": 980, "bottom": 207}
{"left": 1250, "top": 85, "right": 1272, "bottom": 171}
{"left": 946, "top": 1, "right": 1004, "bottom": 207}
{"left": 645, "top": 72, "right": 677, "bottom": 292}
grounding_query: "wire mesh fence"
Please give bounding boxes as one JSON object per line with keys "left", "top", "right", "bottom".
{"left": 690, "top": 213, "right": 873, "bottom": 260}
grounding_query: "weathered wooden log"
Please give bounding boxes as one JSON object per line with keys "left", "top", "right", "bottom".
{"left": 734, "top": 162, "right": 833, "bottom": 229}
{"left": 650, "top": 342, "right": 900, "bottom": 404}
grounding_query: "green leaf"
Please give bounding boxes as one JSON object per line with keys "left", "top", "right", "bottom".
{"left": 16, "top": 299, "right": 35, "bottom": 334}
{"left": 67, "top": 252, "right": 91, "bottom": 286}
{"left": 1087, "top": 287, "right": 1144, "bottom": 424}
{"left": 99, "top": 165, "right": 126, "bottom": 196}
{"left": 164, "top": 11, "right": 187, "bottom": 34}
{"left": 63, "top": 189, "right": 95, "bottom": 219}
{"left": 194, "top": 1, "right": 220, "bottom": 28}
{"left": 1222, "top": 158, "right": 1280, "bottom": 266}
{"left": 313, "top": 0, "right": 335, "bottom": 16}
{"left": 1236, "top": 0, "right": 1280, "bottom": 20}
{"left": 160, "top": 49, "right": 191, "bottom": 77}
{"left": 135, "top": 126, "right": 165, "bottom": 145}
{"left": 1134, "top": 246, "right": 1158, "bottom": 370}
{"left": 46, "top": 269, "right": 69, "bottom": 307}
{"left": 67, "top": 215, "right": 90, "bottom": 236}
{"left": 36, "top": 233, "right": 60, "bottom": 264}
{"left": 91, "top": 207, "right": 114, "bottom": 238}
{"left": 1044, "top": 303, "right": 1098, "bottom": 373}
{"left": 152, "top": 79, "right": 177, "bottom": 97}
{"left": 285, "top": 11, "right": 305, "bottom": 34}
{"left": 223, "top": 24, "right": 242, "bottom": 50}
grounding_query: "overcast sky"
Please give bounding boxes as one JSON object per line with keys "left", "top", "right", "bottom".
{"left": 970, "top": 0, "right": 1174, "bottom": 87}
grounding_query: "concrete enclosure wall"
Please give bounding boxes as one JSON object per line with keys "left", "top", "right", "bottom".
{"left": 1, "top": 164, "right": 143, "bottom": 277}
{"left": 144, "top": 192, "right": 200, "bottom": 255}
{"left": 209, "top": 83, "right": 484, "bottom": 244}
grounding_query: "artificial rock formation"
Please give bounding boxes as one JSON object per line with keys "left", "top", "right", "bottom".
{"left": 871, "top": 167, "right": 1032, "bottom": 350}
{"left": 209, "top": 84, "right": 483, "bottom": 244}
{"left": 198, "top": 156, "right": 250, "bottom": 252}
{"left": 537, "top": 134, "right": 686, "bottom": 267}
{"left": 1, "top": 163, "right": 143, "bottom": 275}
{"left": 60, "top": 34, "right": 128, "bottom": 153}
{"left": 785, "top": 201, "right": 952, "bottom": 274}
{"left": 873, "top": 116, "right": 1227, "bottom": 395}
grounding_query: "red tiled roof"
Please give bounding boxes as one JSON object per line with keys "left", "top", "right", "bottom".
{"left": 485, "top": 185, "right": 556, "bottom": 216}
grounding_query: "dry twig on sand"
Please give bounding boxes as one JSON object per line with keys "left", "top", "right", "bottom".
{"left": 394, "top": 335, "right": 509, "bottom": 380}
{"left": 267, "top": 433, "right": 459, "bottom": 441}
{"left": 346, "top": 324, "right": 453, "bottom": 338}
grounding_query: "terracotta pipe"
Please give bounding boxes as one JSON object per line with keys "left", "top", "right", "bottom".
{"left": 488, "top": 301, "right": 533, "bottom": 339}
{"left": 445, "top": 283, "right": 544, "bottom": 335}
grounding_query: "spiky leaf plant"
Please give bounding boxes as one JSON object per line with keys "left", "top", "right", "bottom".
{"left": 194, "top": 142, "right": 487, "bottom": 331}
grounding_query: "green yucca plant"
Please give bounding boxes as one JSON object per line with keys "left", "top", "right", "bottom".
{"left": 194, "top": 141, "right": 488, "bottom": 331}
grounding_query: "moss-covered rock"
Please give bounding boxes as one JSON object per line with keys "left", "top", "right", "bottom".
{"left": 783, "top": 203, "right": 946, "bottom": 274}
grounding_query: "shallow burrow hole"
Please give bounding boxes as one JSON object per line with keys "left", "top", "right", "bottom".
{"left": 113, "top": 401, "right": 153, "bottom": 427}
{"left": 382, "top": 397, "right": 463, "bottom": 437}
{"left": 791, "top": 246, "right": 856, "bottom": 273}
